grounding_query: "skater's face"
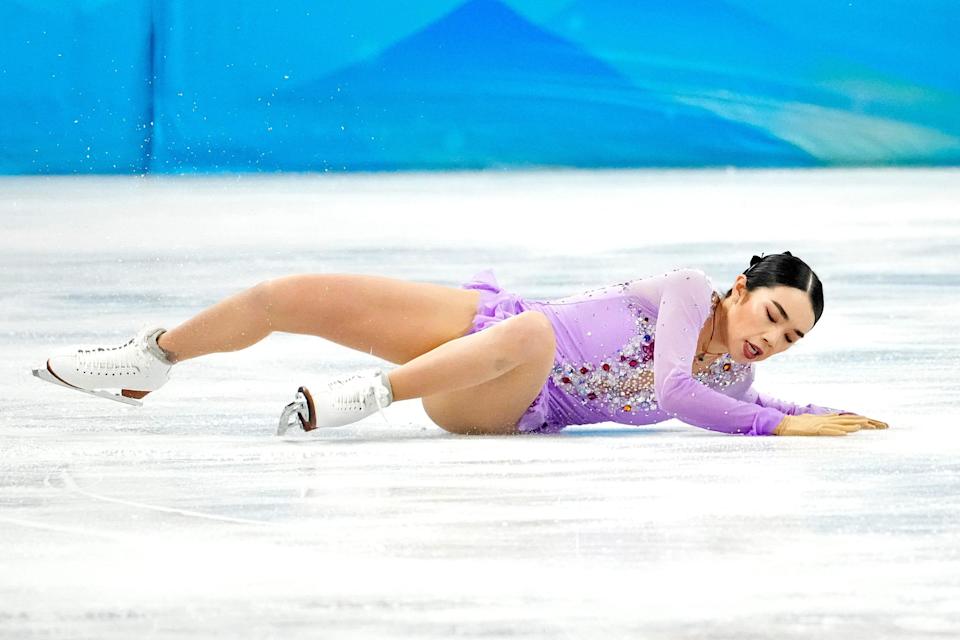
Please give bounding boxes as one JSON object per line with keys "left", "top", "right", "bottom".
{"left": 723, "top": 274, "right": 815, "bottom": 364}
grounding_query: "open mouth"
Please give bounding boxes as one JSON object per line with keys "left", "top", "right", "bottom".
{"left": 743, "top": 341, "right": 762, "bottom": 360}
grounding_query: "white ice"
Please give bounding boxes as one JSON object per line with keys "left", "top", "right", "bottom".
{"left": 1, "top": 169, "right": 958, "bottom": 638}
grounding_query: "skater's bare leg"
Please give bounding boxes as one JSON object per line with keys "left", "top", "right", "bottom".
{"left": 156, "top": 273, "right": 481, "bottom": 364}
{"left": 156, "top": 283, "right": 276, "bottom": 364}
{"left": 413, "top": 312, "right": 557, "bottom": 435}
{"left": 280, "top": 310, "right": 555, "bottom": 435}
{"left": 386, "top": 310, "right": 552, "bottom": 401}
{"left": 153, "top": 273, "right": 556, "bottom": 431}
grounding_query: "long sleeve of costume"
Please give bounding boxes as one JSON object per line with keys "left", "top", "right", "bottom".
{"left": 650, "top": 269, "right": 788, "bottom": 436}
{"left": 739, "top": 376, "right": 855, "bottom": 416}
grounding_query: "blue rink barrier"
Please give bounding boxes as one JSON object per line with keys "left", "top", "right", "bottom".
{"left": 0, "top": 0, "right": 153, "bottom": 174}
{"left": 1, "top": 0, "right": 959, "bottom": 174}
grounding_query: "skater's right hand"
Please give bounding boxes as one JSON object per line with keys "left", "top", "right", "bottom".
{"left": 773, "top": 413, "right": 871, "bottom": 436}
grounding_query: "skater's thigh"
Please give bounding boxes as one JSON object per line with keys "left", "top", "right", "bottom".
{"left": 421, "top": 324, "right": 556, "bottom": 436}
{"left": 261, "top": 273, "right": 482, "bottom": 365}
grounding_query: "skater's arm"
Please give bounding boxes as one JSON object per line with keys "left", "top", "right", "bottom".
{"left": 741, "top": 387, "right": 854, "bottom": 416}
{"left": 738, "top": 369, "right": 856, "bottom": 416}
{"left": 739, "top": 377, "right": 888, "bottom": 431}
{"left": 652, "top": 269, "right": 788, "bottom": 436}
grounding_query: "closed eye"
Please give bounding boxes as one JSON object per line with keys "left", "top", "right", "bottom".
{"left": 767, "top": 310, "right": 794, "bottom": 344}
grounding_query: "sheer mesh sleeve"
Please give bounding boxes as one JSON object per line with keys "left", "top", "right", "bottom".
{"left": 739, "top": 375, "right": 854, "bottom": 416}
{"left": 650, "top": 268, "right": 788, "bottom": 436}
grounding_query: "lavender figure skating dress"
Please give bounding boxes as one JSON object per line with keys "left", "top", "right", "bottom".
{"left": 461, "top": 268, "right": 852, "bottom": 435}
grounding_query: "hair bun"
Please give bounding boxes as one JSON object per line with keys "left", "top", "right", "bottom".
{"left": 749, "top": 254, "right": 764, "bottom": 267}
{"left": 783, "top": 250, "right": 794, "bottom": 257}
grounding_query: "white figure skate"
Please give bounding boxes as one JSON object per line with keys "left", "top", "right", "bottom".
{"left": 278, "top": 368, "right": 393, "bottom": 435}
{"left": 32, "top": 325, "right": 174, "bottom": 407}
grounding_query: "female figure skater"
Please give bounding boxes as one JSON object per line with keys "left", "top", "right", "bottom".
{"left": 36, "top": 252, "right": 888, "bottom": 437}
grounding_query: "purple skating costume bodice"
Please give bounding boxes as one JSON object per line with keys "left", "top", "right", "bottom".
{"left": 461, "top": 268, "right": 851, "bottom": 435}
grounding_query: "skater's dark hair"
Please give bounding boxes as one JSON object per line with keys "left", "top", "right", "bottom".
{"left": 722, "top": 251, "right": 824, "bottom": 326}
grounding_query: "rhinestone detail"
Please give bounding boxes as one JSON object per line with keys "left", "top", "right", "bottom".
{"left": 550, "top": 297, "right": 751, "bottom": 415}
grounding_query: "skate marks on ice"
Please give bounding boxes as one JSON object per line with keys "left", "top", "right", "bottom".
{"left": 0, "top": 514, "right": 127, "bottom": 541}
{"left": 44, "top": 470, "right": 282, "bottom": 527}
{"left": 0, "top": 469, "right": 281, "bottom": 548}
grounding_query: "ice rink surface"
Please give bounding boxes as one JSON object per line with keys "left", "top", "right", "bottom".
{"left": 1, "top": 169, "right": 959, "bottom": 638}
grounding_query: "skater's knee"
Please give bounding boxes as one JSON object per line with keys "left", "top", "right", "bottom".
{"left": 250, "top": 278, "right": 290, "bottom": 326}
{"left": 498, "top": 311, "right": 556, "bottom": 362}
{"left": 252, "top": 275, "right": 316, "bottom": 326}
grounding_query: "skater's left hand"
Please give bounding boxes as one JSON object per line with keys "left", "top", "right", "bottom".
{"left": 826, "top": 413, "right": 888, "bottom": 429}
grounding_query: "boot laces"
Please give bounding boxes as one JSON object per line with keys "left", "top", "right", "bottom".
{"left": 329, "top": 371, "right": 392, "bottom": 427}
{"left": 75, "top": 337, "right": 147, "bottom": 374}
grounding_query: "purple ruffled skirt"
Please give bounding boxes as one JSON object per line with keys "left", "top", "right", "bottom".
{"left": 459, "top": 269, "right": 566, "bottom": 434}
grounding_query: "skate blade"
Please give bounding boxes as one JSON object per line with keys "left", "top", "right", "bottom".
{"left": 32, "top": 367, "right": 143, "bottom": 407}
{"left": 277, "top": 401, "right": 299, "bottom": 436}
{"left": 277, "top": 386, "right": 315, "bottom": 436}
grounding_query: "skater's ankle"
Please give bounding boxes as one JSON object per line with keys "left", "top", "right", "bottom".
{"left": 155, "top": 332, "right": 180, "bottom": 364}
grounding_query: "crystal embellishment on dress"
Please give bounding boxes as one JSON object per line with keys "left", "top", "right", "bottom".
{"left": 551, "top": 295, "right": 753, "bottom": 414}
{"left": 551, "top": 302, "right": 659, "bottom": 414}
{"left": 692, "top": 352, "right": 751, "bottom": 389}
